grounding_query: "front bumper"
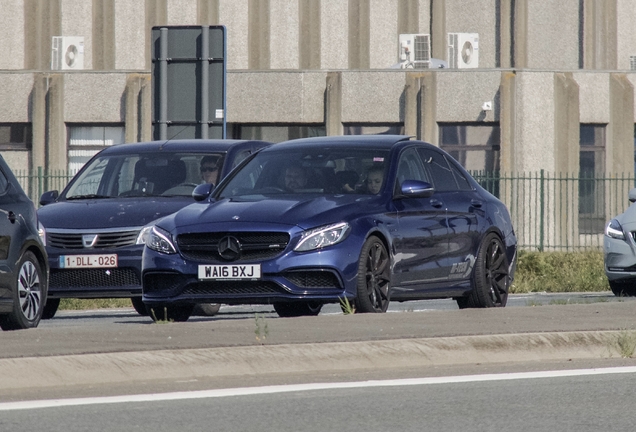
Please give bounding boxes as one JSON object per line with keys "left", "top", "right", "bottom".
{"left": 604, "top": 235, "right": 636, "bottom": 283}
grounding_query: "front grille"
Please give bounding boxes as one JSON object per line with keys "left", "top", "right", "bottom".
{"left": 143, "top": 273, "right": 186, "bottom": 293}
{"left": 284, "top": 271, "right": 341, "bottom": 289}
{"left": 182, "top": 281, "right": 284, "bottom": 296}
{"left": 50, "top": 268, "right": 140, "bottom": 288}
{"left": 177, "top": 232, "right": 290, "bottom": 263}
{"left": 48, "top": 230, "right": 140, "bottom": 249}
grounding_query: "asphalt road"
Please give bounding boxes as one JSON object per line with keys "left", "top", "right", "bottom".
{"left": 3, "top": 366, "right": 636, "bottom": 432}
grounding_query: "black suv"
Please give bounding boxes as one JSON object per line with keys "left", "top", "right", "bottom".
{"left": 0, "top": 154, "right": 49, "bottom": 330}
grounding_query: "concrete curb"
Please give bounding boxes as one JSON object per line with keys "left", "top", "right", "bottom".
{"left": 0, "top": 330, "right": 629, "bottom": 390}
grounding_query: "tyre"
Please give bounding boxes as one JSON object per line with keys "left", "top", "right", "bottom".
{"left": 130, "top": 296, "right": 149, "bottom": 316}
{"left": 273, "top": 302, "right": 322, "bottom": 317}
{"left": 146, "top": 304, "right": 194, "bottom": 322}
{"left": 609, "top": 280, "right": 636, "bottom": 297}
{"left": 41, "top": 298, "right": 60, "bottom": 320}
{"left": 0, "top": 251, "right": 46, "bottom": 330}
{"left": 192, "top": 303, "right": 222, "bottom": 317}
{"left": 354, "top": 236, "right": 390, "bottom": 313}
{"left": 457, "top": 233, "right": 510, "bottom": 309}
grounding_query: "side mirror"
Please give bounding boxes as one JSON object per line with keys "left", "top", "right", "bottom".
{"left": 398, "top": 180, "right": 435, "bottom": 198}
{"left": 629, "top": 188, "right": 636, "bottom": 203}
{"left": 39, "top": 190, "right": 59, "bottom": 206}
{"left": 193, "top": 183, "right": 214, "bottom": 202}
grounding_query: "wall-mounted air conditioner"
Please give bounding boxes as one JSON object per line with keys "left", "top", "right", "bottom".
{"left": 630, "top": 55, "right": 636, "bottom": 71}
{"left": 51, "top": 36, "right": 85, "bottom": 70}
{"left": 398, "top": 34, "right": 430, "bottom": 69}
{"left": 448, "top": 33, "right": 479, "bottom": 69}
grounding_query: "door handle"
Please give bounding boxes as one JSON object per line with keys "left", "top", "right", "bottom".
{"left": 470, "top": 199, "right": 483, "bottom": 208}
{"left": 429, "top": 199, "right": 443, "bottom": 208}
{"left": 7, "top": 211, "right": 16, "bottom": 223}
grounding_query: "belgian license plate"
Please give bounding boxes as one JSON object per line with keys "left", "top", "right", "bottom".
{"left": 59, "top": 254, "right": 118, "bottom": 269}
{"left": 198, "top": 264, "right": 261, "bottom": 280}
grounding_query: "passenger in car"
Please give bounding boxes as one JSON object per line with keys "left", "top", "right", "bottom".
{"left": 364, "top": 165, "right": 384, "bottom": 194}
{"left": 284, "top": 165, "right": 308, "bottom": 191}
{"left": 200, "top": 156, "right": 221, "bottom": 185}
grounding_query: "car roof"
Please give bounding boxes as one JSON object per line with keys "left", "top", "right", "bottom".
{"left": 264, "top": 135, "right": 414, "bottom": 151}
{"left": 97, "top": 139, "right": 271, "bottom": 155}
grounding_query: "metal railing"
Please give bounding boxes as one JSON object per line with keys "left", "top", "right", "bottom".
{"left": 15, "top": 168, "right": 634, "bottom": 251}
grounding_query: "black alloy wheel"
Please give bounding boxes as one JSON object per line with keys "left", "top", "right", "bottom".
{"left": 0, "top": 252, "right": 46, "bottom": 330}
{"left": 355, "top": 236, "right": 390, "bottom": 313}
{"left": 457, "top": 233, "right": 510, "bottom": 309}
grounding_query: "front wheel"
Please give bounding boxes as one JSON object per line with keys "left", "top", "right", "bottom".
{"left": 354, "top": 236, "right": 390, "bottom": 313}
{"left": 146, "top": 304, "right": 194, "bottom": 322}
{"left": 609, "top": 280, "right": 636, "bottom": 297}
{"left": 273, "top": 302, "right": 322, "bottom": 317}
{"left": 457, "top": 233, "right": 510, "bottom": 309}
{"left": 0, "top": 251, "right": 46, "bottom": 330}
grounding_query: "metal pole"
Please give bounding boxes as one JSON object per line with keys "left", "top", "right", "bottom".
{"left": 159, "top": 27, "right": 168, "bottom": 140}
{"left": 539, "top": 169, "right": 545, "bottom": 252}
{"left": 201, "top": 26, "right": 209, "bottom": 139}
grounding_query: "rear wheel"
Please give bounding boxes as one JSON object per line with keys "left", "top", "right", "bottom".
{"left": 0, "top": 252, "right": 46, "bottom": 330}
{"left": 354, "top": 236, "right": 390, "bottom": 313}
{"left": 41, "top": 298, "right": 60, "bottom": 320}
{"left": 273, "top": 302, "right": 322, "bottom": 317}
{"left": 609, "top": 280, "right": 636, "bottom": 297}
{"left": 193, "top": 303, "right": 222, "bottom": 316}
{"left": 146, "top": 304, "right": 194, "bottom": 322}
{"left": 457, "top": 233, "right": 509, "bottom": 309}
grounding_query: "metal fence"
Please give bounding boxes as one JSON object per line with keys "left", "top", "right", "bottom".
{"left": 15, "top": 168, "right": 634, "bottom": 252}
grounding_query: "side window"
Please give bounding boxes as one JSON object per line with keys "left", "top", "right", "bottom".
{"left": 232, "top": 150, "right": 252, "bottom": 168}
{"left": 418, "top": 148, "right": 458, "bottom": 192}
{"left": 0, "top": 168, "right": 8, "bottom": 194}
{"left": 445, "top": 155, "right": 473, "bottom": 191}
{"left": 396, "top": 148, "right": 429, "bottom": 186}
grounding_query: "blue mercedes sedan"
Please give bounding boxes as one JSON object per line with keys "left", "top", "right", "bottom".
{"left": 142, "top": 135, "right": 517, "bottom": 320}
{"left": 37, "top": 139, "right": 270, "bottom": 318}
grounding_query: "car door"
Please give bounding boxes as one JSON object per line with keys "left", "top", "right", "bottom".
{"left": 391, "top": 148, "right": 449, "bottom": 290}
{"left": 0, "top": 166, "right": 20, "bottom": 300}
{"left": 419, "top": 148, "right": 480, "bottom": 281}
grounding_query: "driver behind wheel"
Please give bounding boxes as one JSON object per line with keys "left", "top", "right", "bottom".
{"left": 200, "top": 155, "right": 221, "bottom": 185}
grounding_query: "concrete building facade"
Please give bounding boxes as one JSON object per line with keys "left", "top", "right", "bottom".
{"left": 1, "top": 0, "right": 636, "bottom": 248}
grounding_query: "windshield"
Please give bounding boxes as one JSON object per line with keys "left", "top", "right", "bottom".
{"left": 217, "top": 148, "right": 390, "bottom": 199}
{"left": 64, "top": 152, "right": 226, "bottom": 199}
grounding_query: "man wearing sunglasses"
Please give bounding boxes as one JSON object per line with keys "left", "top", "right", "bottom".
{"left": 200, "top": 155, "right": 221, "bottom": 185}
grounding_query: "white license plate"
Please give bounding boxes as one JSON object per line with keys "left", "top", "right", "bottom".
{"left": 59, "top": 254, "right": 118, "bottom": 269}
{"left": 198, "top": 264, "right": 261, "bottom": 280}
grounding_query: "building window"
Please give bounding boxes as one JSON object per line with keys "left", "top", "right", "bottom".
{"left": 438, "top": 123, "right": 500, "bottom": 173}
{"left": 0, "top": 123, "right": 32, "bottom": 150}
{"left": 343, "top": 124, "right": 404, "bottom": 135}
{"left": 228, "top": 124, "right": 326, "bottom": 143}
{"left": 579, "top": 123, "right": 606, "bottom": 234}
{"left": 67, "top": 124, "right": 125, "bottom": 174}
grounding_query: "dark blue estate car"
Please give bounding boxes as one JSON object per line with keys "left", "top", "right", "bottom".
{"left": 141, "top": 135, "right": 517, "bottom": 321}
{"left": 0, "top": 154, "right": 48, "bottom": 330}
{"left": 37, "top": 139, "right": 270, "bottom": 318}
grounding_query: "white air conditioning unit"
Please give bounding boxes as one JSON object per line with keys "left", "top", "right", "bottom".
{"left": 398, "top": 34, "right": 430, "bottom": 69}
{"left": 630, "top": 55, "right": 636, "bottom": 71}
{"left": 448, "top": 33, "right": 479, "bottom": 69}
{"left": 51, "top": 36, "right": 85, "bottom": 70}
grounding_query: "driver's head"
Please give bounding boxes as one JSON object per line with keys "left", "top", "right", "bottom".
{"left": 284, "top": 166, "right": 308, "bottom": 191}
{"left": 200, "top": 156, "right": 220, "bottom": 184}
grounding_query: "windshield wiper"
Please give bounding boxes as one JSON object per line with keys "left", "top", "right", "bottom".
{"left": 66, "top": 194, "right": 111, "bottom": 200}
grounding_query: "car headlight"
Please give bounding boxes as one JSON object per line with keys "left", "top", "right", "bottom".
{"left": 38, "top": 222, "right": 46, "bottom": 246}
{"left": 146, "top": 226, "right": 177, "bottom": 254}
{"left": 605, "top": 219, "right": 625, "bottom": 240}
{"left": 136, "top": 225, "right": 154, "bottom": 245}
{"left": 294, "top": 222, "right": 350, "bottom": 252}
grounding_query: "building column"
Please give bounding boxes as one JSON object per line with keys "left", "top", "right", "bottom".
{"left": 124, "top": 74, "right": 152, "bottom": 143}
{"left": 499, "top": 71, "right": 516, "bottom": 173}
{"left": 31, "top": 73, "right": 48, "bottom": 171}
{"left": 419, "top": 72, "right": 437, "bottom": 145}
{"left": 46, "top": 73, "right": 66, "bottom": 172}
{"left": 608, "top": 73, "right": 635, "bottom": 174}
{"left": 325, "top": 72, "right": 343, "bottom": 136}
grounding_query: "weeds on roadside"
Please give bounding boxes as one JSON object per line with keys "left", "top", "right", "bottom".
{"left": 150, "top": 307, "right": 173, "bottom": 324}
{"left": 339, "top": 297, "right": 355, "bottom": 315}
{"left": 615, "top": 330, "right": 636, "bottom": 358}
{"left": 255, "top": 313, "right": 269, "bottom": 343}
